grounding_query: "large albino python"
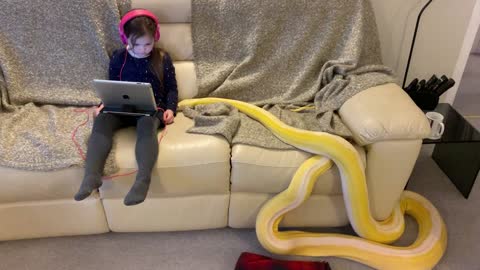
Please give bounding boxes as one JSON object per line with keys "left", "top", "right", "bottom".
{"left": 179, "top": 98, "right": 447, "bottom": 270}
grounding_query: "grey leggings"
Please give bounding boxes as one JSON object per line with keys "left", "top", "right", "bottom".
{"left": 84, "top": 112, "right": 163, "bottom": 178}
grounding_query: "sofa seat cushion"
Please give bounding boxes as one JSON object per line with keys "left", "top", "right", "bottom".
{"left": 99, "top": 113, "right": 231, "bottom": 199}
{"left": 230, "top": 143, "right": 366, "bottom": 195}
{"left": 0, "top": 167, "right": 87, "bottom": 203}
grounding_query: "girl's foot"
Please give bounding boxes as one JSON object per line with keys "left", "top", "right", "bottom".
{"left": 124, "top": 179, "right": 150, "bottom": 206}
{"left": 74, "top": 174, "right": 102, "bottom": 201}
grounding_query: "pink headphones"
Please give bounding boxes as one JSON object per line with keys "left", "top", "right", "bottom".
{"left": 118, "top": 9, "right": 160, "bottom": 45}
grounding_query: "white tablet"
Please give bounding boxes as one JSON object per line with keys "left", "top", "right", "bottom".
{"left": 93, "top": 79, "right": 157, "bottom": 116}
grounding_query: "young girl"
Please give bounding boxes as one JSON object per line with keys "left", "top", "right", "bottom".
{"left": 74, "top": 9, "right": 178, "bottom": 206}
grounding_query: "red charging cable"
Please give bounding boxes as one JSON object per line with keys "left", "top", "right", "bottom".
{"left": 72, "top": 107, "right": 168, "bottom": 180}
{"left": 119, "top": 49, "right": 128, "bottom": 81}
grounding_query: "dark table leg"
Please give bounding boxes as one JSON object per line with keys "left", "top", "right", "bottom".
{"left": 432, "top": 142, "right": 480, "bottom": 198}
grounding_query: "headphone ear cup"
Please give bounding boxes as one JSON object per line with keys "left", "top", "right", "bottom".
{"left": 154, "top": 28, "right": 160, "bottom": 41}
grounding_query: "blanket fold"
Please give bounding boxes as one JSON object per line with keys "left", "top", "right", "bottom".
{"left": 188, "top": 0, "right": 395, "bottom": 149}
{"left": 0, "top": 0, "right": 131, "bottom": 172}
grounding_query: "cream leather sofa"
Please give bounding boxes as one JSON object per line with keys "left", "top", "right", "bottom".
{"left": 0, "top": 0, "right": 430, "bottom": 241}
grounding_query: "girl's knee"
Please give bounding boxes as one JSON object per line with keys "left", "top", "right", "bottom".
{"left": 137, "top": 116, "right": 159, "bottom": 137}
{"left": 92, "top": 114, "right": 117, "bottom": 134}
{"left": 137, "top": 116, "right": 159, "bottom": 128}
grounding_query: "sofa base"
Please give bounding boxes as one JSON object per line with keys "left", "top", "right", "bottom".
{"left": 229, "top": 193, "right": 350, "bottom": 228}
{"left": 0, "top": 196, "right": 109, "bottom": 241}
{"left": 103, "top": 194, "right": 229, "bottom": 232}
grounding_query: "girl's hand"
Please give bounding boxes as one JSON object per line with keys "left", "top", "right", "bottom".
{"left": 94, "top": 103, "right": 104, "bottom": 117}
{"left": 163, "top": 109, "right": 174, "bottom": 124}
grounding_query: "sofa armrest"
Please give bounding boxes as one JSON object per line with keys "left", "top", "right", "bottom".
{"left": 339, "top": 83, "right": 431, "bottom": 146}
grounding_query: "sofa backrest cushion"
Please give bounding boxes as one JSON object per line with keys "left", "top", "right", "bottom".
{"left": 132, "top": 0, "right": 196, "bottom": 100}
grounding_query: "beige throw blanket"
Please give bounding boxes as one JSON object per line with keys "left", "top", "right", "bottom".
{"left": 186, "top": 0, "right": 395, "bottom": 149}
{"left": 0, "top": 0, "right": 131, "bottom": 172}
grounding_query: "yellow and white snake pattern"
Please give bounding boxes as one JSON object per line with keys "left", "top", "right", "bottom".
{"left": 179, "top": 98, "right": 447, "bottom": 270}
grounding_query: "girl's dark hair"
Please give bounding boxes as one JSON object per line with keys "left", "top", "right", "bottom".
{"left": 124, "top": 16, "right": 164, "bottom": 82}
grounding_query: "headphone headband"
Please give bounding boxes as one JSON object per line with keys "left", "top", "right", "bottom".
{"left": 118, "top": 9, "right": 160, "bottom": 45}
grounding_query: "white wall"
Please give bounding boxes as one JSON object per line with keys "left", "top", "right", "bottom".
{"left": 371, "top": 0, "right": 479, "bottom": 103}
